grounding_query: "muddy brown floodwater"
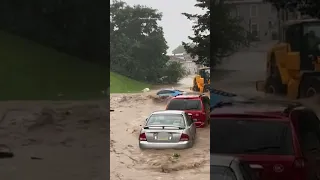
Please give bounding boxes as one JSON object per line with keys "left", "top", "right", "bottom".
{"left": 0, "top": 100, "right": 109, "bottom": 180}
{"left": 110, "top": 77, "right": 210, "bottom": 180}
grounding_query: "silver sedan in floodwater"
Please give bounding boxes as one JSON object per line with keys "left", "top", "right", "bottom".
{"left": 139, "top": 110, "right": 197, "bottom": 149}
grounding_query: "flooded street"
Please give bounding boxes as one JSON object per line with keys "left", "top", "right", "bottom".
{"left": 110, "top": 76, "right": 210, "bottom": 180}
{"left": 213, "top": 41, "right": 320, "bottom": 112}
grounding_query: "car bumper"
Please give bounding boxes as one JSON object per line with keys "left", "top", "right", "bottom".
{"left": 139, "top": 141, "right": 192, "bottom": 149}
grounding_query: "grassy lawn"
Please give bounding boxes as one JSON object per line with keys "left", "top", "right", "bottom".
{"left": 110, "top": 72, "right": 150, "bottom": 93}
{"left": 0, "top": 31, "right": 108, "bottom": 100}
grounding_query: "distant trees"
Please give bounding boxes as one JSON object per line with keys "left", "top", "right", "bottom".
{"left": 0, "top": 0, "right": 108, "bottom": 64}
{"left": 110, "top": 0, "right": 185, "bottom": 83}
{"left": 183, "top": 0, "right": 250, "bottom": 67}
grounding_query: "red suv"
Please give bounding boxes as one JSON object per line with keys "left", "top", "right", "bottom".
{"left": 166, "top": 94, "right": 210, "bottom": 128}
{"left": 210, "top": 99, "right": 320, "bottom": 180}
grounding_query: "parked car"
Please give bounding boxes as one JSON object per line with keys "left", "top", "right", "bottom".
{"left": 139, "top": 110, "right": 196, "bottom": 149}
{"left": 156, "top": 89, "right": 184, "bottom": 97}
{"left": 210, "top": 99, "right": 320, "bottom": 180}
{"left": 211, "top": 154, "right": 257, "bottom": 180}
{"left": 165, "top": 94, "right": 210, "bottom": 128}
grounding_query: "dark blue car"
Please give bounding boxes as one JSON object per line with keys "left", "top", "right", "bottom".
{"left": 156, "top": 89, "right": 184, "bottom": 97}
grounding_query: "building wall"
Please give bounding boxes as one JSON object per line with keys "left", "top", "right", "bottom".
{"left": 168, "top": 54, "right": 198, "bottom": 75}
{"left": 227, "top": 1, "right": 299, "bottom": 42}
{"left": 228, "top": 1, "right": 278, "bottom": 41}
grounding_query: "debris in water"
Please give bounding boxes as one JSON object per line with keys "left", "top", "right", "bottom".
{"left": 30, "top": 156, "right": 43, "bottom": 160}
{"left": 142, "top": 88, "right": 150, "bottom": 92}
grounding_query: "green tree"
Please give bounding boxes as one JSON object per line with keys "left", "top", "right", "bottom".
{"left": 110, "top": 0, "right": 184, "bottom": 83}
{"left": 265, "top": 0, "right": 320, "bottom": 18}
{"left": 182, "top": 0, "right": 250, "bottom": 67}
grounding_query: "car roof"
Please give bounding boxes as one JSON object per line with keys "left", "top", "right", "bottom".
{"left": 211, "top": 99, "right": 302, "bottom": 120}
{"left": 152, "top": 110, "right": 185, "bottom": 115}
{"left": 159, "top": 89, "right": 180, "bottom": 91}
{"left": 210, "top": 154, "right": 239, "bottom": 166}
{"left": 173, "top": 94, "right": 203, "bottom": 99}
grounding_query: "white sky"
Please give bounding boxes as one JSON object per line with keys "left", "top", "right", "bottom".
{"left": 113, "top": 0, "right": 204, "bottom": 54}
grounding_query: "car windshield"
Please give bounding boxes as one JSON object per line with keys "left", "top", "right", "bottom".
{"left": 167, "top": 99, "right": 202, "bottom": 110}
{"left": 210, "top": 119, "right": 293, "bottom": 155}
{"left": 211, "top": 165, "right": 237, "bottom": 180}
{"left": 146, "top": 114, "right": 185, "bottom": 127}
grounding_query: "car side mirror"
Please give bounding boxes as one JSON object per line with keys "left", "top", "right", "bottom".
{"left": 145, "top": 118, "right": 148, "bottom": 121}
{"left": 187, "top": 113, "right": 192, "bottom": 117}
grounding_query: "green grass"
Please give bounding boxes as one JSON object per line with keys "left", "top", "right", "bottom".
{"left": 0, "top": 31, "right": 109, "bottom": 100}
{"left": 110, "top": 72, "right": 150, "bottom": 93}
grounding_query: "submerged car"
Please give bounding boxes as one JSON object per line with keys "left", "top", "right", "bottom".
{"left": 166, "top": 94, "right": 210, "bottom": 128}
{"left": 211, "top": 154, "right": 257, "bottom": 180}
{"left": 156, "top": 89, "right": 184, "bottom": 97}
{"left": 139, "top": 110, "right": 196, "bottom": 149}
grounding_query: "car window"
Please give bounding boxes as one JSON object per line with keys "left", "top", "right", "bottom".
{"left": 147, "top": 114, "right": 185, "bottom": 127}
{"left": 157, "top": 90, "right": 173, "bottom": 95}
{"left": 210, "top": 165, "right": 237, "bottom": 180}
{"left": 294, "top": 110, "right": 320, "bottom": 152}
{"left": 167, "top": 99, "right": 202, "bottom": 110}
{"left": 210, "top": 119, "right": 294, "bottom": 155}
{"left": 185, "top": 113, "right": 193, "bottom": 126}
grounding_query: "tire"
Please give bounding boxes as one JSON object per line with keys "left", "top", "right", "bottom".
{"left": 265, "top": 77, "right": 286, "bottom": 95}
{"left": 299, "top": 77, "right": 320, "bottom": 98}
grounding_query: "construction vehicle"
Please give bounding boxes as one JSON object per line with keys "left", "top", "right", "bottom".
{"left": 192, "top": 67, "right": 210, "bottom": 93}
{"left": 256, "top": 19, "right": 320, "bottom": 99}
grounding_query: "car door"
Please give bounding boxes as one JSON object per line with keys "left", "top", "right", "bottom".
{"left": 185, "top": 113, "right": 196, "bottom": 139}
{"left": 292, "top": 109, "right": 320, "bottom": 179}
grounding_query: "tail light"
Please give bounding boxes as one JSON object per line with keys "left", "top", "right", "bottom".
{"left": 139, "top": 133, "right": 147, "bottom": 141}
{"left": 293, "top": 158, "right": 305, "bottom": 168}
{"left": 180, "top": 133, "right": 189, "bottom": 141}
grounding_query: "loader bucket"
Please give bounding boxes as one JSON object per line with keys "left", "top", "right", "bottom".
{"left": 255, "top": 80, "right": 265, "bottom": 92}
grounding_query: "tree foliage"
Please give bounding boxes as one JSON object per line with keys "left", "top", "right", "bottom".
{"left": 265, "top": 0, "right": 320, "bottom": 18}
{"left": 182, "top": 0, "right": 250, "bottom": 67}
{"left": 110, "top": 0, "right": 184, "bottom": 83}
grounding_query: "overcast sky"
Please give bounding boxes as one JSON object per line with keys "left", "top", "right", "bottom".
{"left": 117, "top": 0, "right": 204, "bottom": 54}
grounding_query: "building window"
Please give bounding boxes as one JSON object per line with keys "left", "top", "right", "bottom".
{"left": 250, "top": 5, "right": 258, "bottom": 17}
{"left": 251, "top": 23, "right": 259, "bottom": 38}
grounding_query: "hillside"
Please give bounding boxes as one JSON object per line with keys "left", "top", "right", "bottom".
{"left": 110, "top": 72, "right": 149, "bottom": 93}
{"left": 0, "top": 31, "right": 108, "bottom": 100}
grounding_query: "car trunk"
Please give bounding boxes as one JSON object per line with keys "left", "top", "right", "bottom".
{"left": 144, "top": 127, "right": 183, "bottom": 143}
{"left": 237, "top": 154, "right": 297, "bottom": 180}
{"left": 184, "top": 110, "right": 204, "bottom": 121}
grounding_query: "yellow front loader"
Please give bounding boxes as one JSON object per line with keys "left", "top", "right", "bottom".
{"left": 192, "top": 67, "right": 210, "bottom": 93}
{"left": 256, "top": 19, "right": 320, "bottom": 99}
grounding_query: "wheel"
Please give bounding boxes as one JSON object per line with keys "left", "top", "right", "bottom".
{"left": 265, "top": 77, "right": 286, "bottom": 95}
{"left": 299, "top": 77, "right": 320, "bottom": 98}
